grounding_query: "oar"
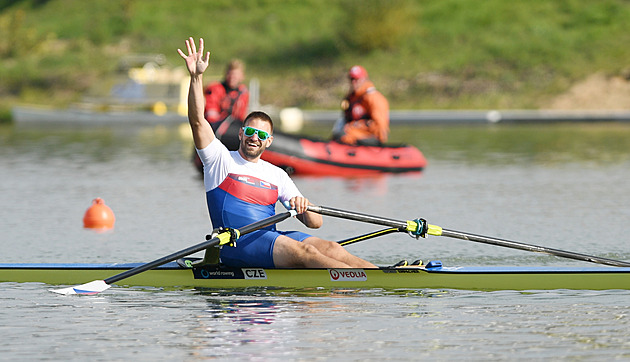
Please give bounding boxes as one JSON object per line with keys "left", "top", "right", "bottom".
{"left": 308, "top": 205, "right": 630, "bottom": 267}
{"left": 51, "top": 210, "right": 297, "bottom": 295}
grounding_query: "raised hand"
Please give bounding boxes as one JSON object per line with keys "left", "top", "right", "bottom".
{"left": 177, "top": 37, "right": 210, "bottom": 76}
{"left": 178, "top": 37, "right": 214, "bottom": 149}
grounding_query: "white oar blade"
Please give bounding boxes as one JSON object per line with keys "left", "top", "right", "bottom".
{"left": 50, "top": 280, "right": 110, "bottom": 295}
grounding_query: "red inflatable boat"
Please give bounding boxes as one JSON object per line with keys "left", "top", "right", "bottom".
{"left": 261, "top": 132, "right": 427, "bottom": 177}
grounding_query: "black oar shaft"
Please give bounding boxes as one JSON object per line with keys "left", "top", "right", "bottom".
{"left": 441, "top": 229, "right": 630, "bottom": 267}
{"left": 104, "top": 211, "right": 295, "bottom": 285}
{"left": 308, "top": 205, "right": 407, "bottom": 230}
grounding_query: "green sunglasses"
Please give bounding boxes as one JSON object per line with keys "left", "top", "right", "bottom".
{"left": 242, "top": 126, "right": 271, "bottom": 141}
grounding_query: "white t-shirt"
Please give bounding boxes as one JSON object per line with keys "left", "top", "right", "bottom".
{"left": 197, "top": 139, "right": 302, "bottom": 227}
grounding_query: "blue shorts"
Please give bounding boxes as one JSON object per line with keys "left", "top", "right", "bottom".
{"left": 219, "top": 229, "right": 312, "bottom": 268}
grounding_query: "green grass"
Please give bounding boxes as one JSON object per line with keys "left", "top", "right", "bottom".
{"left": 1, "top": 0, "right": 630, "bottom": 119}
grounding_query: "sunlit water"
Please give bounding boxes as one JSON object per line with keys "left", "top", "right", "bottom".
{"left": 1, "top": 121, "right": 629, "bottom": 360}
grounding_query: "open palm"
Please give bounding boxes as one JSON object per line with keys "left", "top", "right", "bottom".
{"left": 177, "top": 37, "right": 210, "bottom": 76}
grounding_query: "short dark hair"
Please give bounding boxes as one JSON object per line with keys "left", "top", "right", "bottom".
{"left": 244, "top": 111, "right": 274, "bottom": 133}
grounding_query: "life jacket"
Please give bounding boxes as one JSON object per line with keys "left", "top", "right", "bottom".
{"left": 218, "top": 82, "right": 247, "bottom": 120}
{"left": 343, "top": 87, "right": 376, "bottom": 123}
{"left": 204, "top": 82, "right": 249, "bottom": 125}
{"left": 338, "top": 80, "right": 390, "bottom": 144}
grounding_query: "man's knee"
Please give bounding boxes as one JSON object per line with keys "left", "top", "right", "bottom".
{"left": 297, "top": 243, "right": 322, "bottom": 259}
{"left": 305, "top": 238, "right": 342, "bottom": 253}
{"left": 274, "top": 236, "right": 321, "bottom": 267}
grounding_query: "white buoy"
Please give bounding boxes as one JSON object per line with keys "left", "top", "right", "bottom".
{"left": 279, "top": 107, "right": 304, "bottom": 133}
{"left": 486, "top": 110, "right": 502, "bottom": 123}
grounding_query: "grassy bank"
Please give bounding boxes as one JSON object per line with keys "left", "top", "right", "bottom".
{"left": 1, "top": 0, "right": 630, "bottom": 121}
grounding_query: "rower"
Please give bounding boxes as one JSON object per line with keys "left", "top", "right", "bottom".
{"left": 178, "top": 37, "right": 376, "bottom": 269}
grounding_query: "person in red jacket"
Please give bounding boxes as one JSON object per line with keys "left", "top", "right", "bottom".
{"left": 332, "top": 65, "right": 390, "bottom": 146}
{"left": 204, "top": 59, "right": 249, "bottom": 150}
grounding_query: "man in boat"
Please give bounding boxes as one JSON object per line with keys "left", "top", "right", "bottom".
{"left": 203, "top": 59, "right": 249, "bottom": 151}
{"left": 178, "top": 37, "right": 376, "bottom": 269}
{"left": 332, "top": 65, "right": 390, "bottom": 146}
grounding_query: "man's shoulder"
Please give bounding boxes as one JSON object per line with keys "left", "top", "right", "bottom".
{"left": 364, "top": 86, "right": 388, "bottom": 103}
{"left": 199, "top": 138, "right": 230, "bottom": 158}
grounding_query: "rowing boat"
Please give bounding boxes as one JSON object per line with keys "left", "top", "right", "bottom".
{"left": 2, "top": 260, "right": 630, "bottom": 291}
{"left": 5, "top": 206, "right": 628, "bottom": 295}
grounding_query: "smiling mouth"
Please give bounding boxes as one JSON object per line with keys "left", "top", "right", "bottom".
{"left": 243, "top": 138, "right": 263, "bottom": 152}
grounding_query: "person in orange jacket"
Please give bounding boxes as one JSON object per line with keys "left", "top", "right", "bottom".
{"left": 332, "top": 65, "right": 390, "bottom": 146}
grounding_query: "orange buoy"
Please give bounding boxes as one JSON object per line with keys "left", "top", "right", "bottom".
{"left": 83, "top": 198, "right": 115, "bottom": 230}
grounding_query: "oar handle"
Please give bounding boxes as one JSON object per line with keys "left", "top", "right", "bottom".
{"left": 104, "top": 210, "right": 297, "bottom": 285}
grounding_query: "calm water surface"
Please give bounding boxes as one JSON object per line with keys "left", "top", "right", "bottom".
{"left": 1, "top": 121, "right": 630, "bottom": 360}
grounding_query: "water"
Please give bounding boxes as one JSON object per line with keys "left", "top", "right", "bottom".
{"left": 1, "top": 121, "right": 630, "bottom": 360}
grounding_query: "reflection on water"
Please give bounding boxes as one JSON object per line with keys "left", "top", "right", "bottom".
{"left": 206, "top": 298, "right": 279, "bottom": 325}
{"left": 2, "top": 283, "right": 627, "bottom": 361}
{"left": 191, "top": 287, "right": 449, "bottom": 358}
{"left": 198, "top": 287, "right": 451, "bottom": 299}
{"left": 181, "top": 287, "right": 630, "bottom": 360}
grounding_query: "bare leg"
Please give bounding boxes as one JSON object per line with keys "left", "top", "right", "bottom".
{"left": 273, "top": 235, "right": 352, "bottom": 268}
{"left": 304, "top": 237, "right": 377, "bottom": 268}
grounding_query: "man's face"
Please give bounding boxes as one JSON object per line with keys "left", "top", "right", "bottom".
{"left": 349, "top": 76, "right": 365, "bottom": 92}
{"left": 238, "top": 118, "right": 273, "bottom": 161}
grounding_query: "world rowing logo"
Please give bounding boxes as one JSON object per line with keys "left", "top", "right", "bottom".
{"left": 329, "top": 269, "right": 367, "bottom": 282}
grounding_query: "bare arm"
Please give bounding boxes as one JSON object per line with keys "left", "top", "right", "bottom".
{"left": 177, "top": 37, "right": 214, "bottom": 150}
